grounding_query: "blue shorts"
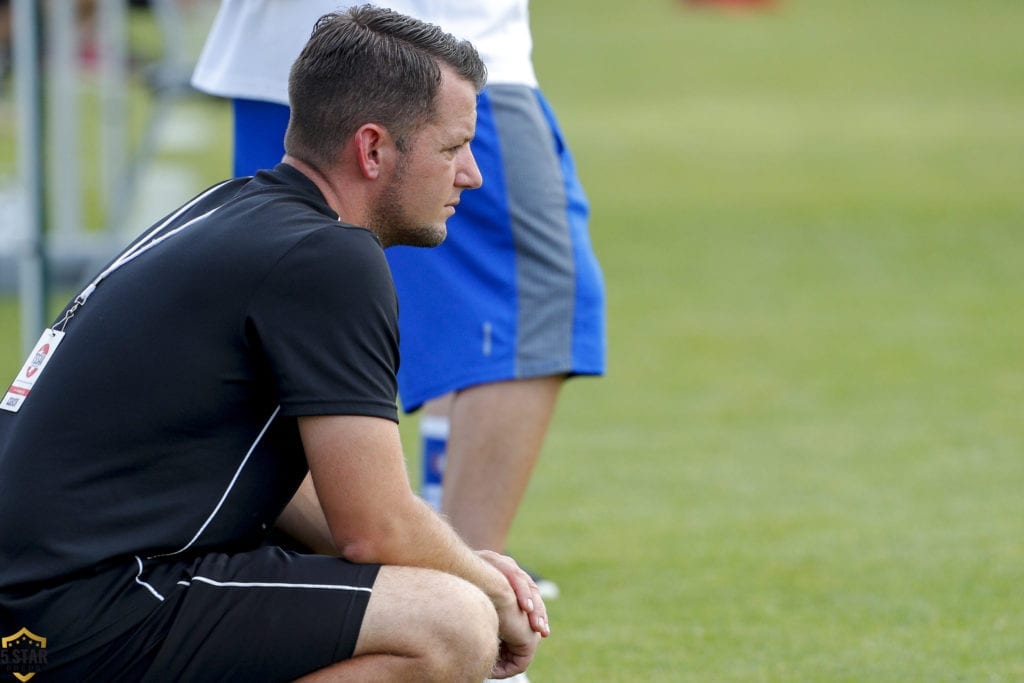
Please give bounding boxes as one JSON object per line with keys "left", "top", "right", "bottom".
{"left": 233, "top": 87, "right": 606, "bottom": 411}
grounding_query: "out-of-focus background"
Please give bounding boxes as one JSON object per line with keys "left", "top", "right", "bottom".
{"left": 2, "top": 1, "right": 1023, "bottom": 680}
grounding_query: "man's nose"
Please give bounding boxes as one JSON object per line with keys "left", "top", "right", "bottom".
{"left": 456, "top": 146, "right": 483, "bottom": 190}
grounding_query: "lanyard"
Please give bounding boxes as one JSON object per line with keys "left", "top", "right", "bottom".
{"left": 53, "top": 180, "right": 234, "bottom": 333}
{"left": 3, "top": 179, "right": 240, "bottom": 413}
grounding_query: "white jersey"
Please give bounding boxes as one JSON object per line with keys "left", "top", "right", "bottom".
{"left": 191, "top": 0, "right": 538, "bottom": 105}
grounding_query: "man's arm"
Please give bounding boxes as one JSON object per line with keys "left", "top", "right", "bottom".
{"left": 277, "top": 460, "right": 550, "bottom": 621}
{"left": 274, "top": 474, "right": 337, "bottom": 555}
{"left": 292, "top": 414, "right": 549, "bottom": 673}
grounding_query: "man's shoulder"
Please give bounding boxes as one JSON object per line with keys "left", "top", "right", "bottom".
{"left": 210, "top": 170, "right": 340, "bottom": 240}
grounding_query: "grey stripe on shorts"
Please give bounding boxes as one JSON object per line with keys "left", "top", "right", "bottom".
{"left": 489, "top": 85, "right": 577, "bottom": 378}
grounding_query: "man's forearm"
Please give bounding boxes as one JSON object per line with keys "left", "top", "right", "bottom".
{"left": 278, "top": 473, "right": 513, "bottom": 610}
{"left": 296, "top": 414, "right": 522, "bottom": 615}
{"left": 275, "top": 475, "right": 338, "bottom": 555}
{"left": 341, "top": 486, "right": 516, "bottom": 611}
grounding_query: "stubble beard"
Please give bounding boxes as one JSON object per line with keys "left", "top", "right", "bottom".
{"left": 369, "top": 168, "right": 447, "bottom": 249}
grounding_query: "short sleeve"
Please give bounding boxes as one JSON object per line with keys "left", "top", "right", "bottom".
{"left": 247, "top": 225, "right": 400, "bottom": 421}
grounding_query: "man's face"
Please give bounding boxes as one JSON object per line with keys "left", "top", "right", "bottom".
{"left": 369, "top": 68, "right": 483, "bottom": 247}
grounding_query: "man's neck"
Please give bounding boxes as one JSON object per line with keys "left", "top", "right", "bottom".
{"left": 281, "top": 154, "right": 369, "bottom": 230}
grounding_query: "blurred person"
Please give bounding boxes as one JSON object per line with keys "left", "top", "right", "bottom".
{"left": 0, "top": 0, "right": 93, "bottom": 77}
{"left": 682, "top": 0, "right": 777, "bottom": 10}
{"left": 193, "top": 0, "right": 607, "bottom": 600}
{"left": 0, "top": 7, "right": 547, "bottom": 681}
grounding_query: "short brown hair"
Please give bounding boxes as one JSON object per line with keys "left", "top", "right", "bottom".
{"left": 284, "top": 4, "right": 487, "bottom": 167}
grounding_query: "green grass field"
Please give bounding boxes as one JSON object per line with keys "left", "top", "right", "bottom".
{"left": 3, "top": 0, "right": 1023, "bottom": 680}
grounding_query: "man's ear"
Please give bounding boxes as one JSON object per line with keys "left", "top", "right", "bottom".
{"left": 354, "top": 124, "right": 393, "bottom": 180}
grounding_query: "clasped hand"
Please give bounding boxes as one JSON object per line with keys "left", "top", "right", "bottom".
{"left": 476, "top": 549, "right": 551, "bottom": 678}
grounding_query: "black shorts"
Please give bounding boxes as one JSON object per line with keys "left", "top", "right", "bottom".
{"left": 1, "top": 547, "right": 380, "bottom": 682}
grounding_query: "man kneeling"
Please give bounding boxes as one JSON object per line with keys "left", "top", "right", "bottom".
{"left": 0, "top": 6, "right": 548, "bottom": 681}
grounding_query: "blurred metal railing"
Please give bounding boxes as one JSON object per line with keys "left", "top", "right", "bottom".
{"left": 7, "top": 0, "right": 197, "bottom": 355}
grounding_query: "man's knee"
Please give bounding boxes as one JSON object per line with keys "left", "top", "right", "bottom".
{"left": 355, "top": 566, "right": 498, "bottom": 680}
{"left": 428, "top": 572, "right": 498, "bottom": 675}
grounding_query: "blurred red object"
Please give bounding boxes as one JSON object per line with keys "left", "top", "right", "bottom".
{"left": 683, "top": 0, "right": 777, "bottom": 8}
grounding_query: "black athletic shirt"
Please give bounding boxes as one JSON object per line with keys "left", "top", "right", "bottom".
{"left": 0, "top": 164, "right": 400, "bottom": 590}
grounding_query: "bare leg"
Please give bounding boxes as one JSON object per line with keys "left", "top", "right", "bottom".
{"left": 442, "top": 376, "right": 564, "bottom": 551}
{"left": 294, "top": 565, "right": 498, "bottom": 682}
